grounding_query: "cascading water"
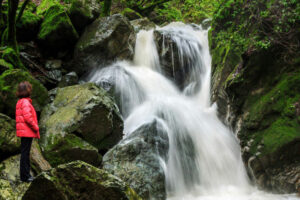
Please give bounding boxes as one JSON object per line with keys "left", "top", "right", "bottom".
{"left": 88, "top": 22, "right": 299, "bottom": 200}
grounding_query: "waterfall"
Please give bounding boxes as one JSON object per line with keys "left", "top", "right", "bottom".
{"left": 88, "top": 23, "right": 298, "bottom": 200}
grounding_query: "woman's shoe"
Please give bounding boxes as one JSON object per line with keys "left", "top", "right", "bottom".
{"left": 21, "top": 177, "right": 34, "bottom": 182}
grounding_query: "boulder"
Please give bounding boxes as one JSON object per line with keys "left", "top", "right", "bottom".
{"left": 72, "top": 14, "right": 135, "bottom": 76}
{"left": 16, "top": 11, "right": 42, "bottom": 42}
{"left": 130, "top": 18, "right": 156, "bottom": 33}
{"left": 22, "top": 161, "right": 142, "bottom": 200}
{"left": 0, "top": 69, "right": 48, "bottom": 118}
{"left": 0, "top": 155, "right": 30, "bottom": 183}
{"left": 67, "top": 0, "right": 101, "bottom": 33}
{"left": 37, "top": 5, "right": 79, "bottom": 53}
{"left": 103, "top": 120, "right": 169, "bottom": 200}
{"left": 39, "top": 83, "right": 123, "bottom": 165}
{"left": 0, "top": 114, "right": 20, "bottom": 161}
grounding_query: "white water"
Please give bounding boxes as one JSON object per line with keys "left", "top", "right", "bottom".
{"left": 88, "top": 23, "right": 299, "bottom": 200}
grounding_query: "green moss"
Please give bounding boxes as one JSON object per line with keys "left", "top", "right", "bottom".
{"left": 1, "top": 47, "right": 24, "bottom": 69}
{"left": 43, "top": 134, "right": 101, "bottom": 167}
{"left": 241, "top": 71, "right": 300, "bottom": 156}
{"left": 38, "top": 5, "right": 77, "bottom": 40}
{"left": 0, "top": 59, "right": 13, "bottom": 72}
{"left": 36, "top": 0, "right": 60, "bottom": 15}
{"left": 16, "top": 11, "right": 42, "bottom": 30}
{"left": 0, "top": 69, "right": 48, "bottom": 117}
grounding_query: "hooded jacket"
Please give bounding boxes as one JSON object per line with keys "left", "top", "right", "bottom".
{"left": 16, "top": 98, "right": 40, "bottom": 139}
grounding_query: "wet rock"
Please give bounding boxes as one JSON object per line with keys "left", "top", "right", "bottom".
{"left": 0, "top": 155, "right": 23, "bottom": 183}
{"left": 37, "top": 5, "right": 79, "bottom": 53}
{"left": 103, "top": 120, "right": 169, "bottom": 200}
{"left": 0, "top": 69, "right": 48, "bottom": 117}
{"left": 58, "top": 71, "right": 78, "bottom": 87}
{"left": 23, "top": 160, "right": 141, "bottom": 200}
{"left": 0, "top": 114, "right": 20, "bottom": 161}
{"left": 67, "top": 0, "right": 101, "bottom": 33}
{"left": 39, "top": 83, "right": 123, "bottom": 166}
{"left": 154, "top": 27, "right": 202, "bottom": 89}
{"left": 72, "top": 14, "right": 136, "bottom": 76}
{"left": 130, "top": 18, "right": 156, "bottom": 33}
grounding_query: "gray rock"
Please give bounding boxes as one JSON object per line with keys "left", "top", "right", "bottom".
{"left": 45, "top": 60, "right": 62, "bottom": 70}
{"left": 103, "top": 120, "right": 169, "bottom": 200}
{"left": 22, "top": 161, "right": 141, "bottom": 200}
{"left": 72, "top": 14, "right": 136, "bottom": 76}
{"left": 58, "top": 72, "right": 78, "bottom": 88}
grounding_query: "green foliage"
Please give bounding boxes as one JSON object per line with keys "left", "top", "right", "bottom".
{"left": 212, "top": 0, "right": 300, "bottom": 57}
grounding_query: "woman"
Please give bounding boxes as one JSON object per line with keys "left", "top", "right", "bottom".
{"left": 15, "top": 81, "right": 40, "bottom": 182}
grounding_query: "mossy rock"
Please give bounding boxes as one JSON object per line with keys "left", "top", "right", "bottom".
{"left": 0, "top": 69, "right": 48, "bottom": 118}
{"left": 0, "top": 114, "right": 20, "bottom": 161}
{"left": 36, "top": 0, "right": 60, "bottom": 15}
{"left": 23, "top": 160, "right": 142, "bottom": 200}
{"left": 1, "top": 47, "right": 24, "bottom": 69}
{"left": 37, "top": 4, "right": 79, "bottom": 52}
{"left": 16, "top": 11, "right": 42, "bottom": 42}
{"left": 0, "top": 179, "right": 14, "bottom": 200}
{"left": 67, "top": 0, "right": 101, "bottom": 33}
{"left": 42, "top": 133, "right": 102, "bottom": 167}
{"left": 0, "top": 59, "right": 13, "bottom": 74}
{"left": 122, "top": 8, "right": 142, "bottom": 20}
{"left": 39, "top": 83, "right": 123, "bottom": 155}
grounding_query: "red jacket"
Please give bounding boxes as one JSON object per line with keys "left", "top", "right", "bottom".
{"left": 16, "top": 98, "right": 40, "bottom": 139}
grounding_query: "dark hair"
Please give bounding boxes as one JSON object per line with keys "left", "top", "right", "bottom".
{"left": 16, "top": 81, "right": 32, "bottom": 98}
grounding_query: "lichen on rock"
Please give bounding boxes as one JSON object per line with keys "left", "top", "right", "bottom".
{"left": 39, "top": 83, "right": 123, "bottom": 166}
{"left": 22, "top": 160, "right": 142, "bottom": 200}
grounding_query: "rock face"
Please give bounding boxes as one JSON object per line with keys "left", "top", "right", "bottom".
{"left": 154, "top": 27, "right": 201, "bottom": 89}
{"left": 210, "top": 0, "right": 300, "bottom": 193}
{"left": 37, "top": 5, "right": 79, "bottom": 52}
{"left": 39, "top": 83, "right": 123, "bottom": 166}
{"left": 73, "top": 14, "right": 136, "bottom": 76}
{"left": 23, "top": 161, "right": 142, "bottom": 200}
{"left": 0, "top": 69, "right": 48, "bottom": 117}
{"left": 0, "top": 114, "right": 20, "bottom": 161}
{"left": 103, "top": 120, "right": 169, "bottom": 200}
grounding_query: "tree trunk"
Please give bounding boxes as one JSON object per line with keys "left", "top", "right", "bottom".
{"left": 7, "top": 0, "right": 19, "bottom": 51}
{"left": 16, "top": 0, "right": 30, "bottom": 23}
{"left": 102, "top": 0, "right": 112, "bottom": 16}
{"left": 0, "top": 0, "right": 4, "bottom": 29}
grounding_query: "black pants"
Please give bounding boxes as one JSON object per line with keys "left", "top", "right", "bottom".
{"left": 20, "top": 137, "right": 33, "bottom": 181}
